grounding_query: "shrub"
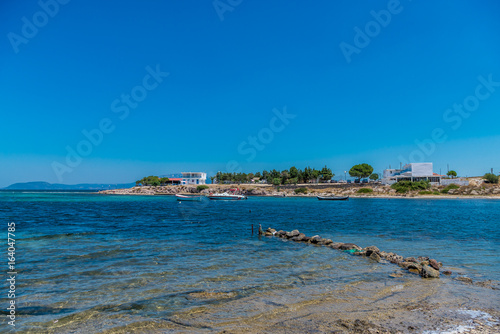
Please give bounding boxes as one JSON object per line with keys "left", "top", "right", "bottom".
{"left": 391, "top": 180, "right": 430, "bottom": 193}
{"left": 196, "top": 185, "right": 209, "bottom": 192}
{"left": 357, "top": 188, "right": 373, "bottom": 193}
{"left": 419, "top": 191, "right": 433, "bottom": 195}
{"left": 294, "top": 187, "right": 308, "bottom": 194}
{"left": 440, "top": 184, "right": 460, "bottom": 194}
{"left": 483, "top": 173, "right": 499, "bottom": 184}
{"left": 433, "top": 191, "right": 440, "bottom": 195}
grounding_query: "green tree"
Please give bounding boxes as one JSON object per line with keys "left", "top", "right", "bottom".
{"left": 302, "top": 167, "right": 312, "bottom": 183}
{"left": 289, "top": 166, "right": 299, "bottom": 179}
{"left": 272, "top": 178, "right": 282, "bottom": 186}
{"left": 483, "top": 173, "right": 499, "bottom": 184}
{"left": 320, "top": 165, "right": 333, "bottom": 182}
{"left": 281, "top": 170, "right": 290, "bottom": 184}
{"left": 254, "top": 172, "right": 261, "bottom": 179}
{"left": 311, "top": 169, "right": 321, "bottom": 183}
{"left": 159, "top": 177, "right": 170, "bottom": 185}
{"left": 369, "top": 173, "right": 379, "bottom": 181}
{"left": 349, "top": 163, "right": 374, "bottom": 181}
{"left": 447, "top": 170, "right": 457, "bottom": 178}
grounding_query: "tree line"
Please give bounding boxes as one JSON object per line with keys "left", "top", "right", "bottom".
{"left": 135, "top": 176, "right": 170, "bottom": 186}
{"left": 213, "top": 164, "right": 379, "bottom": 185}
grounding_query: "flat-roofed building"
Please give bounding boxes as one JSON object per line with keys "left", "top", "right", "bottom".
{"left": 382, "top": 163, "right": 441, "bottom": 185}
{"left": 181, "top": 172, "right": 207, "bottom": 185}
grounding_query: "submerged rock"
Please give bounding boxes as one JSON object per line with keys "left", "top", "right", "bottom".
{"left": 421, "top": 264, "right": 440, "bottom": 278}
{"left": 369, "top": 252, "right": 381, "bottom": 262}
{"left": 456, "top": 277, "right": 473, "bottom": 284}
{"left": 339, "top": 243, "right": 362, "bottom": 251}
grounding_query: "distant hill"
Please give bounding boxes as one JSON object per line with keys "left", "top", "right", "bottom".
{"left": 3, "top": 181, "right": 135, "bottom": 190}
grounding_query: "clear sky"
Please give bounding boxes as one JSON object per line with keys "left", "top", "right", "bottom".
{"left": 1, "top": 0, "right": 499, "bottom": 186}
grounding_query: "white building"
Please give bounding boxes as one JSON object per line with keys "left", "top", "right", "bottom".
{"left": 181, "top": 172, "right": 207, "bottom": 185}
{"left": 382, "top": 163, "right": 441, "bottom": 185}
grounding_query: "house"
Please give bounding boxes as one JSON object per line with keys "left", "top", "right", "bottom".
{"left": 382, "top": 163, "right": 441, "bottom": 185}
{"left": 181, "top": 172, "right": 207, "bottom": 185}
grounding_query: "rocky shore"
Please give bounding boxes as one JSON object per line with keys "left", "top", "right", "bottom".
{"left": 98, "top": 182, "right": 500, "bottom": 199}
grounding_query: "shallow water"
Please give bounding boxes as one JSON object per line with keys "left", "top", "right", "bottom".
{"left": 0, "top": 192, "right": 499, "bottom": 333}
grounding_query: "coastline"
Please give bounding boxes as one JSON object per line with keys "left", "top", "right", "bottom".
{"left": 98, "top": 183, "right": 500, "bottom": 199}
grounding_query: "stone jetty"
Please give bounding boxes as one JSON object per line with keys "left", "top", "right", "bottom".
{"left": 260, "top": 226, "right": 442, "bottom": 278}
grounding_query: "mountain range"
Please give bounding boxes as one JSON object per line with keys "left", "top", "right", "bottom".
{"left": 3, "top": 181, "right": 135, "bottom": 190}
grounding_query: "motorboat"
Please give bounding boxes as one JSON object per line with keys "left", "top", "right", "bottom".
{"left": 317, "top": 196, "right": 349, "bottom": 201}
{"left": 175, "top": 194, "right": 203, "bottom": 201}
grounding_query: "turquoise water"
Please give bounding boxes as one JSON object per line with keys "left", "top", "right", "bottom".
{"left": 1, "top": 192, "right": 499, "bottom": 332}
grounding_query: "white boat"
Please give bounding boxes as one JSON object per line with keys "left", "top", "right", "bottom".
{"left": 175, "top": 194, "right": 203, "bottom": 201}
{"left": 207, "top": 189, "right": 247, "bottom": 200}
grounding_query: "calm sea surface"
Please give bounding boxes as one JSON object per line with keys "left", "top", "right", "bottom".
{"left": 1, "top": 192, "right": 499, "bottom": 332}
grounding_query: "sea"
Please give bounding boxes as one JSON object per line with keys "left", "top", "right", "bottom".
{"left": 0, "top": 191, "right": 499, "bottom": 333}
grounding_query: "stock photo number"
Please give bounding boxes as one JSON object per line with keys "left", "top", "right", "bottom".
{"left": 7, "top": 222, "right": 17, "bottom": 327}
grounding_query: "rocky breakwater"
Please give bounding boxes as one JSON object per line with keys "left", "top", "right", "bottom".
{"left": 260, "top": 227, "right": 442, "bottom": 279}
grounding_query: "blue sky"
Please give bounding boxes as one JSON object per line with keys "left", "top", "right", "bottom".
{"left": 1, "top": 0, "right": 499, "bottom": 186}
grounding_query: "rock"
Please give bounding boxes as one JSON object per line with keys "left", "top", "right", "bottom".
{"left": 421, "top": 264, "right": 440, "bottom": 278}
{"left": 456, "top": 277, "right": 473, "bottom": 284}
{"left": 264, "top": 231, "right": 273, "bottom": 236}
{"left": 266, "top": 228, "right": 276, "bottom": 234}
{"left": 408, "top": 268, "right": 420, "bottom": 275}
{"left": 443, "top": 270, "right": 452, "bottom": 275}
{"left": 276, "top": 230, "right": 286, "bottom": 237}
{"left": 470, "top": 190, "right": 479, "bottom": 195}
{"left": 285, "top": 232, "right": 294, "bottom": 238}
{"left": 420, "top": 260, "right": 429, "bottom": 266}
{"left": 363, "top": 246, "right": 380, "bottom": 256}
{"left": 339, "top": 243, "right": 362, "bottom": 251}
{"left": 417, "top": 256, "right": 429, "bottom": 263}
{"left": 369, "top": 252, "right": 381, "bottom": 262}
{"left": 329, "top": 242, "right": 343, "bottom": 249}
{"left": 389, "top": 272, "right": 404, "bottom": 278}
{"left": 309, "top": 235, "right": 322, "bottom": 244}
{"left": 318, "top": 238, "right": 333, "bottom": 245}
{"left": 429, "top": 259, "right": 440, "bottom": 270}
{"left": 404, "top": 257, "right": 418, "bottom": 263}
{"left": 302, "top": 236, "right": 311, "bottom": 242}
{"left": 381, "top": 252, "right": 403, "bottom": 264}
{"left": 291, "top": 230, "right": 300, "bottom": 237}
{"left": 399, "top": 262, "right": 422, "bottom": 272}
{"left": 291, "top": 233, "right": 306, "bottom": 241}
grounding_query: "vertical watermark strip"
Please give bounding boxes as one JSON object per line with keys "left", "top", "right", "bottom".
{"left": 6, "top": 222, "right": 17, "bottom": 327}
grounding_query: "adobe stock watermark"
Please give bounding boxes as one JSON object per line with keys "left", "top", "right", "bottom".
{"left": 7, "top": 0, "right": 71, "bottom": 54}
{"left": 225, "top": 106, "right": 296, "bottom": 174}
{"left": 339, "top": 0, "right": 408, "bottom": 64}
{"left": 51, "top": 64, "right": 169, "bottom": 182}
{"left": 399, "top": 74, "right": 499, "bottom": 165}
{"left": 213, "top": 0, "right": 242, "bottom": 21}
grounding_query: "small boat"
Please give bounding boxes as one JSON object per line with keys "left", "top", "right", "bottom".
{"left": 317, "top": 196, "right": 349, "bottom": 201}
{"left": 207, "top": 192, "right": 247, "bottom": 200}
{"left": 175, "top": 194, "right": 203, "bottom": 201}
